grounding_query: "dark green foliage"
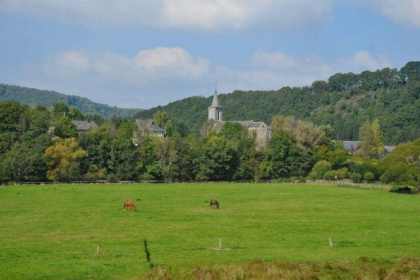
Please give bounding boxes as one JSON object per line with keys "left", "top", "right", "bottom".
{"left": 194, "top": 135, "right": 237, "bottom": 181}
{"left": 54, "top": 116, "right": 78, "bottom": 138}
{"left": 134, "top": 62, "right": 420, "bottom": 145}
{"left": 380, "top": 138, "right": 420, "bottom": 189}
{"left": 350, "top": 172, "right": 362, "bottom": 183}
{"left": 0, "top": 84, "right": 139, "bottom": 119}
{"left": 260, "top": 131, "right": 313, "bottom": 179}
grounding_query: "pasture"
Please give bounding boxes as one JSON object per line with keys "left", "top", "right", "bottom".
{"left": 0, "top": 182, "right": 419, "bottom": 279}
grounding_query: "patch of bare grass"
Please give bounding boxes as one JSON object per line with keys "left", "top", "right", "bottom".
{"left": 140, "top": 257, "right": 420, "bottom": 280}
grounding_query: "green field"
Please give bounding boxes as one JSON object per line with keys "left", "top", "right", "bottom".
{"left": 0, "top": 183, "right": 419, "bottom": 279}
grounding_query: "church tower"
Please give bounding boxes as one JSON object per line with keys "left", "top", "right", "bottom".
{"left": 208, "top": 90, "right": 222, "bottom": 121}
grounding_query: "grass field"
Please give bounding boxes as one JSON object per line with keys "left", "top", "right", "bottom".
{"left": 0, "top": 182, "right": 419, "bottom": 279}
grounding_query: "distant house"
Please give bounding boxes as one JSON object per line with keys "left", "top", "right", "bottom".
{"left": 208, "top": 91, "right": 272, "bottom": 150}
{"left": 135, "top": 119, "right": 165, "bottom": 138}
{"left": 72, "top": 120, "right": 98, "bottom": 134}
{"left": 340, "top": 140, "right": 396, "bottom": 157}
{"left": 342, "top": 141, "right": 361, "bottom": 156}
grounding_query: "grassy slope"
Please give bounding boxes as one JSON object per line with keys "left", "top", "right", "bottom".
{"left": 0, "top": 183, "right": 419, "bottom": 279}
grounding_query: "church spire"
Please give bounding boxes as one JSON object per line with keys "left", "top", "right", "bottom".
{"left": 211, "top": 89, "right": 220, "bottom": 107}
{"left": 208, "top": 89, "right": 222, "bottom": 121}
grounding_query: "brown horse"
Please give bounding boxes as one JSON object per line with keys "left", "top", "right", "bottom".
{"left": 209, "top": 199, "right": 219, "bottom": 209}
{"left": 123, "top": 200, "right": 137, "bottom": 211}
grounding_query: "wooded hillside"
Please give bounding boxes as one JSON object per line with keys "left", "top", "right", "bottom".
{"left": 0, "top": 84, "right": 140, "bottom": 119}
{"left": 134, "top": 62, "right": 420, "bottom": 145}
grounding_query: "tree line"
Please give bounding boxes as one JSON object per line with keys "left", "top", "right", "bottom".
{"left": 135, "top": 61, "right": 420, "bottom": 145}
{"left": 1, "top": 101, "right": 419, "bottom": 192}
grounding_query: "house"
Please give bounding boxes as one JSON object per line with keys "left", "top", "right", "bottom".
{"left": 72, "top": 120, "right": 98, "bottom": 134}
{"left": 342, "top": 140, "right": 361, "bottom": 155}
{"left": 135, "top": 119, "right": 165, "bottom": 138}
{"left": 340, "top": 140, "right": 396, "bottom": 157}
{"left": 208, "top": 91, "right": 272, "bottom": 150}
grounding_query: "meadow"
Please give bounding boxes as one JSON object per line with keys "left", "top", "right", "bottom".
{"left": 0, "top": 182, "right": 419, "bottom": 279}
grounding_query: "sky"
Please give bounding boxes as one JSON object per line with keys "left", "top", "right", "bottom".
{"left": 1, "top": 0, "right": 420, "bottom": 109}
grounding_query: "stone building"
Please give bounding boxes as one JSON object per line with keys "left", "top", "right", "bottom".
{"left": 208, "top": 91, "right": 272, "bottom": 150}
{"left": 135, "top": 119, "right": 165, "bottom": 138}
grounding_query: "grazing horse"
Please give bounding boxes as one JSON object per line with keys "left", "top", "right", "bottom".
{"left": 123, "top": 200, "right": 137, "bottom": 211}
{"left": 209, "top": 199, "right": 219, "bottom": 209}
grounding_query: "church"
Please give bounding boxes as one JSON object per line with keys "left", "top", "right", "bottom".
{"left": 208, "top": 91, "right": 272, "bottom": 150}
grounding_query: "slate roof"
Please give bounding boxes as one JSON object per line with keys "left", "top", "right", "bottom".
{"left": 342, "top": 141, "right": 361, "bottom": 152}
{"left": 72, "top": 121, "right": 98, "bottom": 132}
{"left": 135, "top": 119, "right": 165, "bottom": 133}
{"left": 220, "top": 120, "right": 271, "bottom": 129}
{"left": 210, "top": 90, "right": 221, "bottom": 107}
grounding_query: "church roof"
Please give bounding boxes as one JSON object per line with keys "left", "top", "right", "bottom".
{"left": 72, "top": 120, "right": 98, "bottom": 132}
{"left": 218, "top": 120, "right": 271, "bottom": 130}
{"left": 210, "top": 90, "right": 221, "bottom": 107}
{"left": 135, "top": 119, "right": 165, "bottom": 132}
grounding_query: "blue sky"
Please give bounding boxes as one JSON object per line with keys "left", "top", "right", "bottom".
{"left": 1, "top": 0, "right": 420, "bottom": 109}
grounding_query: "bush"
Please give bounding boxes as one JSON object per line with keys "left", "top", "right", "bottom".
{"left": 364, "top": 171, "right": 375, "bottom": 183}
{"left": 350, "top": 172, "right": 362, "bottom": 183}
{"left": 323, "top": 171, "right": 335, "bottom": 180}
{"left": 336, "top": 167, "right": 349, "bottom": 179}
{"left": 310, "top": 160, "right": 331, "bottom": 179}
{"left": 390, "top": 185, "right": 417, "bottom": 194}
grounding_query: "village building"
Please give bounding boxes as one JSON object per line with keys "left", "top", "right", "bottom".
{"left": 72, "top": 120, "right": 98, "bottom": 134}
{"left": 135, "top": 119, "right": 165, "bottom": 138}
{"left": 341, "top": 140, "right": 395, "bottom": 157}
{"left": 208, "top": 91, "right": 272, "bottom": 150}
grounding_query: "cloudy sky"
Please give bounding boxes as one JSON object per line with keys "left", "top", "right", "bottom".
{"left": 1, "top": 0, "right": 420, "bottom": 109}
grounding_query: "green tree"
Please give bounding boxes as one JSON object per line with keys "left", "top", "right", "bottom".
{"left": 359, "top": 119, "right": 384, "bottom": 159}
{"left": 308, "top": 160, "right": 331, "bottom": 180}
{"left": 54, "top": 116, "right": 78, "bottom": 138}
{"left": 68, "top": 107, "right": 84, "bottom": 120}
{"left": 52, "top": 102, "right": 69, "bottom": 117}
{"left": 0, "top": 101, "right": 30, "bottom": 153}
{"left": 78, "top": 122, "right": 116, "bottom": 172}
{"left": 44, "top": 137, "right": 87, "bottom": 182}
{"left": 380, "top": 138, "right": 420, "bottom": 189}
{"left": 110, "top": 121, "right": 141, "bottom": 180}
{"left": 194, "top": 135, "right": 236, "bottom": 181}
{"left": 260, "top": 130, "right": 312, "bottom": 179}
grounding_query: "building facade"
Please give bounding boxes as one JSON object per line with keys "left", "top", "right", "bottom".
{"left": 208, "top": 91, "right": 272, "bottom": 150}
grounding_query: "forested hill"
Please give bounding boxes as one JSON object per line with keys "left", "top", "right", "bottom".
{"left": 0, "top": 84, "right": 140, "bottom": 119}
{"left": 134, "top": 61, "right": 420, "bottom": 145}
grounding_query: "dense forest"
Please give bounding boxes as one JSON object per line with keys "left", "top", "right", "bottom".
{"left": 0, "top": 84, "right": 140, "bottom": 119}
{"left": 135, "top": 62, "right": 420, "bottom": 145}
{"left": 1, "top": 98, "right": 420, "bottom": 192}
{"left": 1, "top": 62, "right": 420, "bottom": 189}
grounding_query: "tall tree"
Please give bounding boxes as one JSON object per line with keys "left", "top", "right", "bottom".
{"left": 54, "top": 116, "right": 78, "bottom": 138}
{"left": 194, "top": 135, "right": 236, "bottom": 181}
{"left": 359, "top": 119, "right": 384, "bottom": 159}
{"left": 44, "top": 137, "right": 87, "bottom": 182}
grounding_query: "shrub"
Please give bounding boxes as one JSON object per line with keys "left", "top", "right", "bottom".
{"left": 336, "top": 167, "right": 349, "bottom": 179}
{"left": 350, "top": 172, "right": 362, "bottom": 183}
{"left": 364, "top": 171, "right": 375, "bottom": 183}
{"left": 310, "top": 160, "right": 331, "bottom": 179}
{"left": 323, "top": 171, "right": 335, "bottom": 180}
{"left": 390, "top": 185, "right": 417, "bottom": 194}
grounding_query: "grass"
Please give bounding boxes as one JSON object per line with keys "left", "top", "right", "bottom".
{"left": 0, "top": 182, "right": 419, "bottom": 279}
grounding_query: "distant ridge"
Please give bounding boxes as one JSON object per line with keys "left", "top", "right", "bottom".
{"left": 134, "top": 61, "right": 420, "bottom": 145}
{"left": 0, "top": 84, "right": 140, "bottom": 119}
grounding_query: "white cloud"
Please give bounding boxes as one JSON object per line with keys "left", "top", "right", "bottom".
{"left": 216, "top": 50, "right": 391, "bottom": 93}
{"left": 0, "top": 0, "right": 333, "bottom": 32}
{"left": 335, "top": 51, "right": 391, "bottom": 73}
{"left": 45, "top": 47, "right": 209, "bottom": 83}
{"left": 371, "top": 0, "right": 420, "bottom": 29}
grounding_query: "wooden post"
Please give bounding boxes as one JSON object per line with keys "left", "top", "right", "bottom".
{"left": 329, "top": 238, "right": 333, "bottom": 248}
{"left": 219, "top": 238, "right": 222, "bottom": 249}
